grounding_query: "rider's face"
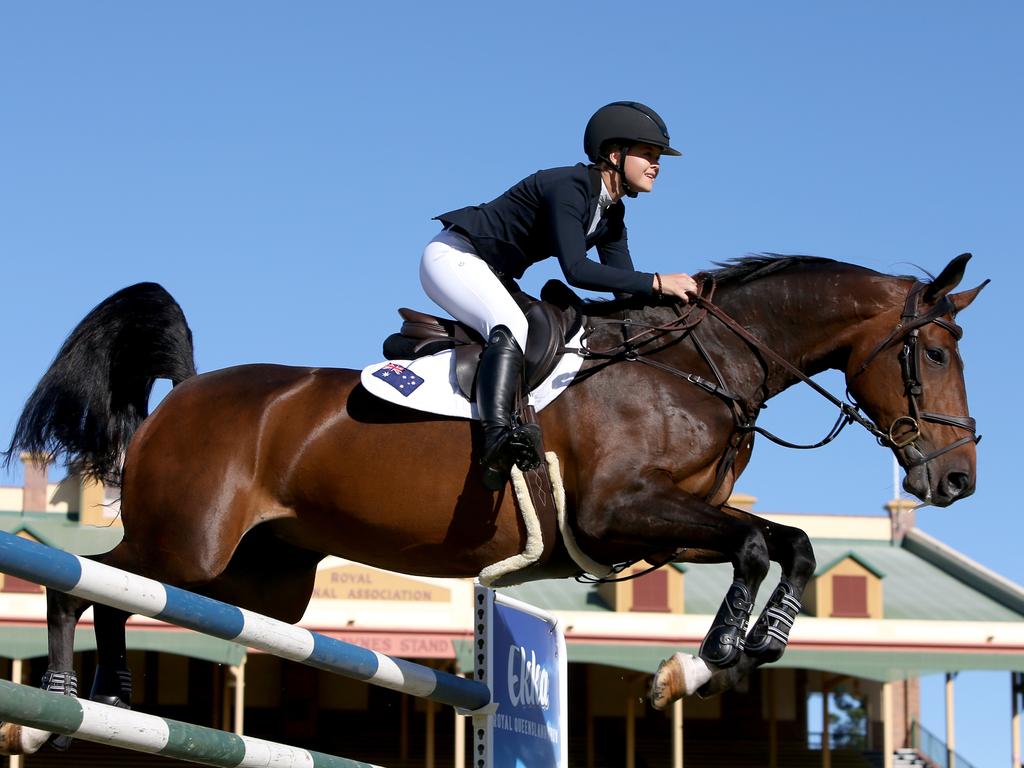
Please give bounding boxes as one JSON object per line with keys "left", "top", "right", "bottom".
{"left": 612, "top": 143, "right": 662, "bottom": 194}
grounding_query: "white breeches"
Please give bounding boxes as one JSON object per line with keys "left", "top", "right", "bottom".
{"left": 419, "top": 229, "right": 529, "bottom": 349}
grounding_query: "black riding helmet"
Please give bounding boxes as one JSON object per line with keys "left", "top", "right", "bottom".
{"left": 583, "top": 101, "right": 681, "bottom": 196}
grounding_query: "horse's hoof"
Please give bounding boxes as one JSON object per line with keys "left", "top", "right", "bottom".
{"left": 0, "top": 722, "right": 51, "bottom": 756}
{"left": 0, "top": 722, "right": 21, "bottom": 755}
{"left": 47, "top": 733, "right": 73, "bottom": 751}
{"left": 649, "top": 653, "right": 716, "bottom": 709}
{"left": 696, "top": 665, "right": 741, "bottom": 699}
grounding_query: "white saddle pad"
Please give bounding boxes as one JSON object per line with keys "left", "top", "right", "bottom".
{"left": 360, "top": 326, "right": 586, "bottom": 419}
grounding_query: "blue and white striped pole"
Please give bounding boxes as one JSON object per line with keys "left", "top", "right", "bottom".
{"left": 0, "top": 679, "right": 378, "bottom": 768}
{"left": 0, "top": 530, "right": 490, "bottom": 712}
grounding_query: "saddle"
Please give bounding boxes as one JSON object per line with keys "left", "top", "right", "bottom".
{"left": 381, "top": 280, "right": 585, "bottom": 400}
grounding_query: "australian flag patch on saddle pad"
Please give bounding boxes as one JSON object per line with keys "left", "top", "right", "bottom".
{"left": 371, "top": 362, "right": 425, "bottom": 396}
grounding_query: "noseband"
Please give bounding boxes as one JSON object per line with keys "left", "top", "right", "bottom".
{"left": 849, "top": 281, "right": 980, "bottom": 469}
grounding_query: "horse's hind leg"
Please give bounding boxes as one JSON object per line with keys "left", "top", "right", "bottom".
{"left": 91, "top": 603, "right": 133, "bottom": 708}
{"left": 697, "top": 511, "right": 816, "bottom": 698}
{"left": 0, "top": 588, "right": 93, "bottom": 755}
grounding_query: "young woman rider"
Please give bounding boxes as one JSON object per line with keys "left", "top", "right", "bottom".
{"left": 421, "top": 101, "right": 698, "bottom": 490}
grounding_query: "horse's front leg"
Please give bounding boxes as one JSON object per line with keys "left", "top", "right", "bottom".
{"left": 698, "top": 511, "right": 816, "bottom": 698}
{"left": 575, "top": 476, "right": 771, "bottom": 702}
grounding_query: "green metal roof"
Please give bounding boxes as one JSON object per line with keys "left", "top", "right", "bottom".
{"left": 0, "top": 511, "right": 123, "bottom": 555}
{"left": 499, "top": 538, "right": 1024, "bottom": 622}
{"left": 813, "top": 550, "right": 887, "bottom": 579}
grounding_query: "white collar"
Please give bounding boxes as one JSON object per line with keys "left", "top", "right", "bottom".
{"left": 598, "top": 179, "right": 616, "bottom": 212}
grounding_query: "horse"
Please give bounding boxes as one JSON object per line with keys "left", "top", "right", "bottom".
{"left": 0, "top": 252, "right": 985, "bottom": 755}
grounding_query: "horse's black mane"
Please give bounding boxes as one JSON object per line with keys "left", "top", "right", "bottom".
{"left": 572, "top": 253, "right": 851, "bottom": 319}
{"left": 701, "top": 253, "right": 842, "bottom": 285}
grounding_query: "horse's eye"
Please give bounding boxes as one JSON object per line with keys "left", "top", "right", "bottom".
{"left": 925, "top": 348, "right": 947, "bottom": 365}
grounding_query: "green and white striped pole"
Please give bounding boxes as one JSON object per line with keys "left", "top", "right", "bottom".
{"left": 0, "top": 679, "right": 380, "bottom": 768}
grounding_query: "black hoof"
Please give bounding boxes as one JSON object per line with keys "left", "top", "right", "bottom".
{"left": 90, "top": 694, "right": 130, "bottom": 709}
{"left": 48, "top": 734, "right": 73, "bottom": 751}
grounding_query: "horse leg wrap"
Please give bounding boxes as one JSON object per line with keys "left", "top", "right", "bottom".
{"left": 40, "top": 670, "right": 78, "bottom": 697}
{"left": 698, "top": 581, "right": 754, "bottom": 668}
{"left": 89, "top": 667, "right": 133, "bottom": 709}
{"left": 744, "top": 578, "right": 801, "bottom": 663}
{"left": 41, "top": 671, "right": 79, "bottom": 751}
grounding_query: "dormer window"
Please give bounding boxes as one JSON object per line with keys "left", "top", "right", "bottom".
{"left": 631, "top": 570, "right": 670, "bottom": 612}
{"left": 831, "top": 574, "right": 869, "bottom": 618}
{"left": 803, "top": 552, "right": 884, "bottom": 619}
{"left": 597, "top": 564, "right": 685, "bottom": 613}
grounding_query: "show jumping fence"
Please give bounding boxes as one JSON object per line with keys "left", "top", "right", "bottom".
{"left": 0, "top": 678, "right": 378, "bottom": 768}
{"left": 0, "top": 530, "right": 567, "bottom": 767}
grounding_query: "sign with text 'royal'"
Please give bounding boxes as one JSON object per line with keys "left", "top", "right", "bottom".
{"left": 472, "top": 585, "right": 567, "bottom": 768}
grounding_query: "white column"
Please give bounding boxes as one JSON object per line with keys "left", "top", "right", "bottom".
{"left": 882, "top": 682, "right": 894, "bottom": 768}
{"left": 232, "top": 658, "right": 246, "bottom": 735}
{"left": 10, "top": 659, "right": 23, "bottom": 768}
{"left": 425, "top": 698, "right": 435, "bottom": 768}
{"left": 672, "top": 698, "right": 683, "bottom": 768}
{"left": 946, "top": 673, "right": 956, "bottom": 768}
{"left": 455, "top": 673, "right": 468, "bottom": 768}
{"left": 454, "top": 712, "right": 465, "bottom": 768}
{"left": 1011, "top": 672, "right": 1021, "bottom": 768}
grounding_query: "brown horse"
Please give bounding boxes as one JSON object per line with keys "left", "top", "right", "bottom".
{"left": 0, "top": 252, "right": 985, "bottom": 754}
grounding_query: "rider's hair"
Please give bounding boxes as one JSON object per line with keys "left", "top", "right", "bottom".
{"left": 596, "top": 142, "right": 625, "bottom": 169}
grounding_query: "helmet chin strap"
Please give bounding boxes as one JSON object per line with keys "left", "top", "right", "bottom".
{"left": 602, "top": 144, "right": 638, "bottom": 199}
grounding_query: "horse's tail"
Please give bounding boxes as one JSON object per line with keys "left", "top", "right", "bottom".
{"left": 3, "top": 282, "right": 196, "bottom": 485}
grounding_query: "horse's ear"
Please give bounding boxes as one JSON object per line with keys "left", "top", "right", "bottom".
{"left": 922, "top": 253, "right": 972, "bottom": 303}
{"left": 950, "top": 279, "right": 990, "bottom": 315}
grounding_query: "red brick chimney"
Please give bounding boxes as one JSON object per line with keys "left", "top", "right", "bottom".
{"left": 885, "top": 498, "right": 917, "bottom": 544}
{"left": 20, "top": 453, "right": 49, "bottom": 512}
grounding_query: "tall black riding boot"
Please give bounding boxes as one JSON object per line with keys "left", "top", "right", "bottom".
{"left": 476, "top": 326, "right": 543, "bottom": 491}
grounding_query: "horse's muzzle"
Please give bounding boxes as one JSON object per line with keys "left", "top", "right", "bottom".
{"left": 903, "top": 463, "right": 975, "bottom": 507}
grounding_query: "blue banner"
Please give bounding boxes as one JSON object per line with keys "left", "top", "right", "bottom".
{"left": 477, "top": 588, "right": 566, "bottom": 767}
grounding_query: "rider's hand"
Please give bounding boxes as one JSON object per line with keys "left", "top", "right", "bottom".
{"left": 655, "top": 272, "right": 699, "bottom": 302}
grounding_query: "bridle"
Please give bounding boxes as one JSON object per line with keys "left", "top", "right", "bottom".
{"left": 846, "top": 280, "right": 980, "bottom": 469}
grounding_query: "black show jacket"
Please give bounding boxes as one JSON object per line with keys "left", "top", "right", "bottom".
{"left": 435, "top": 164, "right": 655, "bottom": 296}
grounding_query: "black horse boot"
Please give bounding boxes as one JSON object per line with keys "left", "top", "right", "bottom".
{"left": 743, "top": 578, "right": 802, "bottom": 664}
{"left": 698, "top": 580, "right": 754, "bottom": 668}
{"left": 40, "top": 670, "right": 79, "bottom": 750}
{"left": 476, "top": 325, "right": 543, "bottom": 491}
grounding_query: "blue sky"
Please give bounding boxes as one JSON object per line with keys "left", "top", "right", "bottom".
{"left": 2, "top": 3, "right": 1022, "bottom": 764}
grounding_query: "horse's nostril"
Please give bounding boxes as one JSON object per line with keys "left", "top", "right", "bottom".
{"left": 945, "top": 472, "right": 971, "bottom": 497}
